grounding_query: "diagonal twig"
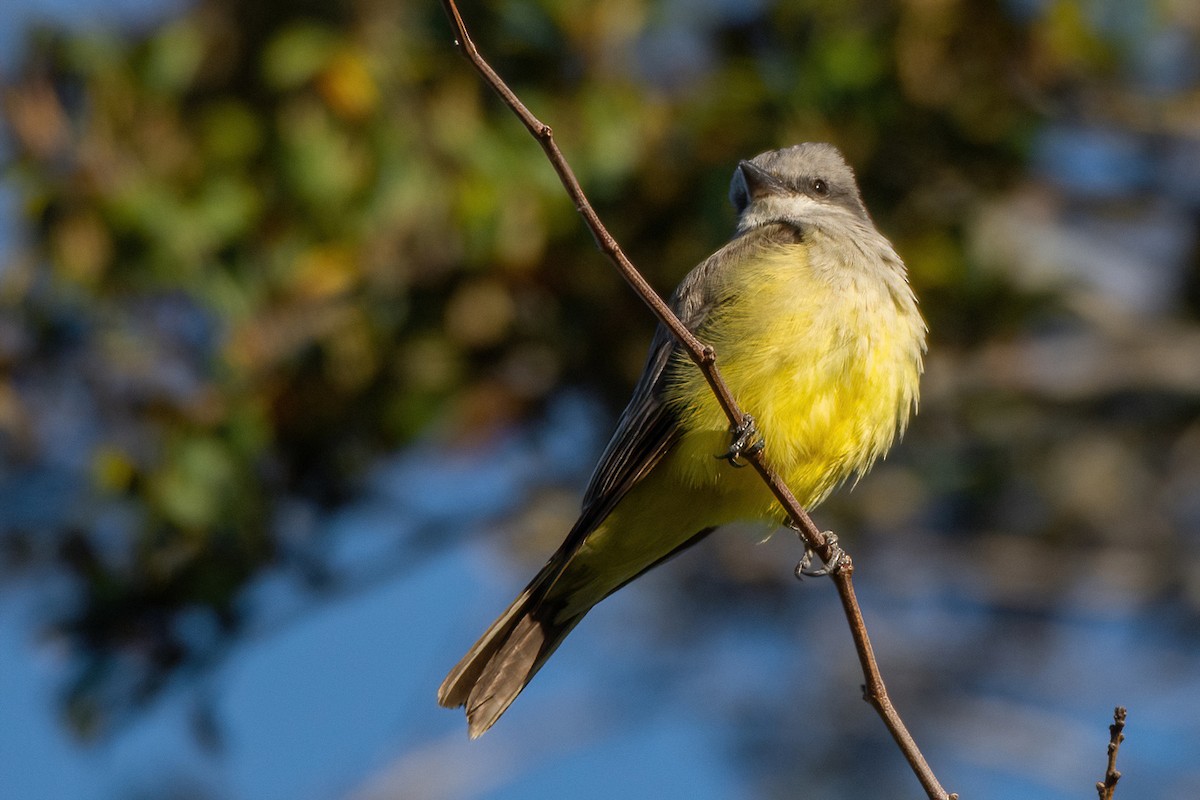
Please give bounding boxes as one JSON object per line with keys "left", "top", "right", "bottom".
{"left": 1097, "top": 706, "right": 1127, "bottom": 800}
{"left": 437, "top": 3, "right": 955, "bottom": 798}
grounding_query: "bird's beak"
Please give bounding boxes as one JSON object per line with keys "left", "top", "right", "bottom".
{"left": 737, "top": 160, "right": 787, "bottom": 200}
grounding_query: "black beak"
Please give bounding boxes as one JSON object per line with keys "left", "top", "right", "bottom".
{"left": 737, "top": 160, "right": 786, "bottom": 200}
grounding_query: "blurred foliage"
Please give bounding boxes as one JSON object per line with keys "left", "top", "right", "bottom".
{"left": 1, "top": 0, "right": 1195, "bottom": 740}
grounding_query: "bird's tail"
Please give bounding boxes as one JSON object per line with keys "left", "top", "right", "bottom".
{"left": 440, "top": 515, "right": 715, "bottom": 738}
{"left": 437, "top": 558, "right": 583, "bottom": 738}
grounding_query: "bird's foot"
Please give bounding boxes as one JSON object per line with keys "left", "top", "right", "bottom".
{"left": 793, "top": 530, "right": 848, "bottom": 579}
{"left": 715, "top": 414, "right": 765, "bottom": 468}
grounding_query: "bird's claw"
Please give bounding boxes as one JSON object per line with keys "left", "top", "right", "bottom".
{"left": 716, "top": 414, "right": 765, "bottom": 468}
{"left": 793, "top": 531, "right": 847, "bottom": 579}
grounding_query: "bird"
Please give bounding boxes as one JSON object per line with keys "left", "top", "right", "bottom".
{"left": 438, "top": 142, "right": 926, "bottom": 738}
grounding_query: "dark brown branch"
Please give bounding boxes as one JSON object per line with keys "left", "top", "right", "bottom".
{"left": 1096, "top": 706, "right": 1127, "bottom": 800}
{"left": 437, "top": 4, "right": 954, "bottom": 798}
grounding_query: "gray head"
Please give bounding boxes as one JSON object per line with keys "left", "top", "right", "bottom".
{"left": 729, "top": 143, "right": 872, "bottom": 233}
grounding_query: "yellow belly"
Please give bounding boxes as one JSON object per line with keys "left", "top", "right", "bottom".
{"left": 662, "top": 240, "right": 923, "bottom": 517}
{"left": 557, "top": 240, "right": 922, "bottom": 615}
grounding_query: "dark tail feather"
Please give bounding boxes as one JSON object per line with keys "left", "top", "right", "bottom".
{"left": 439, "top": 525, "right": 716, "bottom": 737}
{"left": 437, "top": 563, "right": 582, "bottom": 738}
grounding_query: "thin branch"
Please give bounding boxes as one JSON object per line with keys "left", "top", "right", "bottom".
{"left": 437, "top": 4, "right": 954, "bottom": 798}
{"left": 1097, "top": 706, "right": 1127, "bottom": 800}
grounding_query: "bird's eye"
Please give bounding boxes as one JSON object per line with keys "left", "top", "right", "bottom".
{"left": 811, "top": 178, "right": 829, "bottom": 197}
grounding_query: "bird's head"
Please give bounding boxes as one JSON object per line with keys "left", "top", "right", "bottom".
{"left": 729, "top": 143, "right": 871, "bottom": 233}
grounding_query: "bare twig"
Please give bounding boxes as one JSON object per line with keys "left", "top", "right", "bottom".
{"left": 1097, "top": 706, "right": 1127, "bottom": 800}
{"left": 437, "top": 4, "right": 954, "bottom": 798}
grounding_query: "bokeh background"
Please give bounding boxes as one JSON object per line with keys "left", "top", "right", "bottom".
{"left": 2, "top": 0, "right": 1199, "bottom": 797}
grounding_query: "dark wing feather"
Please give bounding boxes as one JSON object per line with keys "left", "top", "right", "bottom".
{"left": 571, "top": 223, "right": 800, "bottom": 540}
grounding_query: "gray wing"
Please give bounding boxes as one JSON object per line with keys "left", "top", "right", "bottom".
{"left": 570, "top": 223, "right": 799, "bottom": 538}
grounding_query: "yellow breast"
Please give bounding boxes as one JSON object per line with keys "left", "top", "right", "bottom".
{"left": 663, "top": 239, "right": 924, "bottom": 517}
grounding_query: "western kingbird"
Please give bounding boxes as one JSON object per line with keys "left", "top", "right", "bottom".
{"left": 439, "top": 142, "right": 926, "bottom": 737}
